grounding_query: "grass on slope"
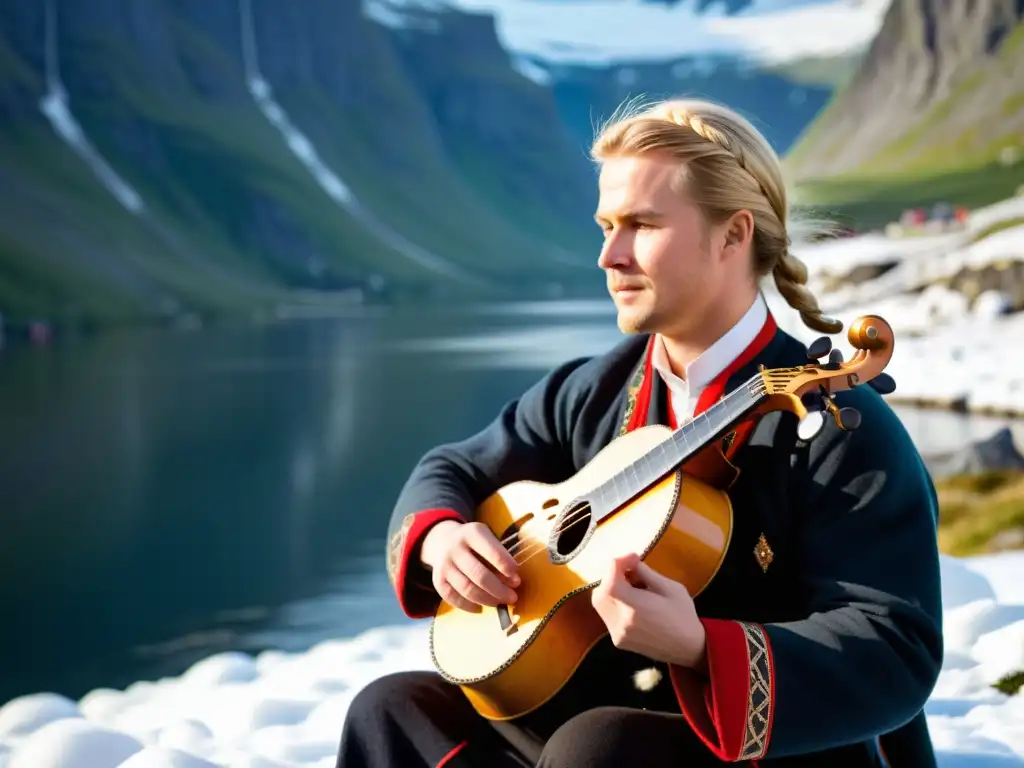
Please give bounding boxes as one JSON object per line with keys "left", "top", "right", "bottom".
{"left": 969, "top": 216, "right": 1024, "bottom": 243}
{"left": 0, "top": 127, "right": 287, "bottom": 326}
{"left": 995, "top": 670, "right": 1024, "bottom": 697}
{"left": 0, "top": 38, "right": 289, "bottom": 327}
{"left": 936, "top": 470, "right": 1024, "bottom": 557}
{"left": 421, "top": 52, "right": 598, "bottom": 261}
{"left": 855, "top": 24, "right": 1024, "bottom": 176}
{"left": 939, "top": 469, "right": 1024, "bottom": 701}
{"left": 793, "top": 163, "right": 1024, "bottom": 231}
{"left": 93, "top": 23, "right": 587, "bottom": 292}
{"left": 1, "top": 11, "right": 596, "bottom": 328}
{"left": 68, "top": 35, "right": 432, "bottom": 289}
{"left": 176, "top": 14, "right": 589, "bottom": 284}
{"left": 0, "top": 29, "right": 388, "bottom": 328}
{"left": 451, "top": 142, "right": 599, "bottom": 262}
{"left": 303, "top": 95, "right": 570, "bottom": 281}
{"left": 283, "top": 45, "right": 595, "bottom": 279}
{"left": 786, "top": 25, "right": 1024, "bottom": 229}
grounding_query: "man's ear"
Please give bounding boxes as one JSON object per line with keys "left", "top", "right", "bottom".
{"left": 726, "top": 210, "right": 755, "bottom": 247}
{"left": 719, "top": 209, "right": 755, "bottom": 263}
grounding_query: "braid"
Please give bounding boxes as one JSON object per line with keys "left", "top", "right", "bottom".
{"left": 772, "top": 251, "right": 843, "bottom": 334}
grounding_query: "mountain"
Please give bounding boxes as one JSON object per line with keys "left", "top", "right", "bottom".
{"left": 786, "top": 0, "right": 1024, "bottom": 223}
{"left": 0, "top": 0, "right": 852, "bottom": 331}
{"left": 0, "top": 0, "right": 606, "bottom": 329}
{"left": 544, "top": 55, "right": 831, "bottom": 164}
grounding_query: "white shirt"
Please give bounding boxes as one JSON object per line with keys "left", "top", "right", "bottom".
{"left": 651, "top": 293, "right": 769, "bottom": 427}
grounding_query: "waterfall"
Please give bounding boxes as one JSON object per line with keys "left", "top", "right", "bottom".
{"left": 238, "top": 0, "right": 473, "bottom": 282}
{"left": 35, "top": 0, "right": 282, "bottom": 313}
{"left": 39, "top": 0, "right": 144, "bottom": 213}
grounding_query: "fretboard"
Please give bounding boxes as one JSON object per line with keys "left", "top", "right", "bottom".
{"left": 592, "top": 377, "right": 764, "bottom": 519}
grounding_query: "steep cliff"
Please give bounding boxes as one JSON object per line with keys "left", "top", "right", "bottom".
{"left": 548, "top": 55, "right": 831, "bottom": 159}
{"left": 0, "top": 0, "right": 841, "bottom": 329}
{"left": 0, "top": 0, "right": 601, "bottom": 327}
{"left": 786, "top": 0, "right": 1024, "bottom": 180}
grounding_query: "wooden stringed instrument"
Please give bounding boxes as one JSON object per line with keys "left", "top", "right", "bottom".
{"left": 429, "top": 315, "right": 897, "bottom": 721}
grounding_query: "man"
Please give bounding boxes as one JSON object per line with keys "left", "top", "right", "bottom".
{"left": 335, "top": 98, "right": 943, "bottom": 767}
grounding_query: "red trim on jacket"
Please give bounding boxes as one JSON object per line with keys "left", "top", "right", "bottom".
{"left": 625, "top": 336, "right": 657, "bottom": 433}
{"left": 435, "top": 739, "right": 468, "bottom": 767}
{"left": 394, "top": 509, "right": 465, "bottom": 618}
{"left": 693, "top": 311, "right": 777, "bottom": 416}
{"left": 651, "top": 313, "right": 780, "bottom": 761}
{"left": 669, "top": 618, "right": 776, "bottom": 762}
{"left": 663, "top": 310, "right": 777, "bottom": 431}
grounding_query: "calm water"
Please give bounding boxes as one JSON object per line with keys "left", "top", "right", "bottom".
{"left": 0, "top": 301, "right": 1020, "bottom": 706}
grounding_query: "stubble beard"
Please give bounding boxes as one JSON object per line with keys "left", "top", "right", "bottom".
{"left": 616, "top": 302, "right": 658, "bottom": 335}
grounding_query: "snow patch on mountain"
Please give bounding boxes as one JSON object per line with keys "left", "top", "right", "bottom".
{"left": 363, "top": 0, "right": 893, "bottom": 66}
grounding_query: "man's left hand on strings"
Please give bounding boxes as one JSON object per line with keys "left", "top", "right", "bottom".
{"left": 591, "top": 553, "right": 707, "bottom": 672}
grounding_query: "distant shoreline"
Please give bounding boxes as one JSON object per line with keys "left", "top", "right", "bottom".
{"left": 887, "top": 395, "right": 1024, "bottom": 420}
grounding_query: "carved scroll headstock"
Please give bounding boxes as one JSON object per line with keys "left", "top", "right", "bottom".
{"left": 755, "top": 315, "right": 896, "bottom": 441}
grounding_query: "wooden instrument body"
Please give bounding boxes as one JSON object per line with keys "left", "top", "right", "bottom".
{"left": 428, "top": 424, "right": 734, "bottom": 721}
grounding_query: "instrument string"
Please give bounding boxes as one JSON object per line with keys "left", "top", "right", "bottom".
{"left": 507, "top": 506, "right": 590, "bottom": 565}
{"left": 501, "top": 380, "right": 769, "bottom": 567}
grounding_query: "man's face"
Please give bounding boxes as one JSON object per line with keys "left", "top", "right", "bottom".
{"left": 595, "top": 153, "right": 729, "bottom": 338}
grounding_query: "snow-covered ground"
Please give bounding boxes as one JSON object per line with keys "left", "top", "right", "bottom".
{"left": 768, "top": 194, "right": 1024, "bottom": 415}
{"left": 0, "top": 553, "right": 1021, "bottom": 767}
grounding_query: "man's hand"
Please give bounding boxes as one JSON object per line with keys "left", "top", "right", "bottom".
{"left": 420, "top": 520, "right": 520, "bottom": 613}
{"left": 591, "top": 553, "right": 707, "bottom": 671}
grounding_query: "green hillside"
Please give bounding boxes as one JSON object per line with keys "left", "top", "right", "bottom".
{"left": 786, "top": 4, "right": 1024, "bottom": 229}
{"left": 0, "top": 3, "right": 600, "bottom": 331}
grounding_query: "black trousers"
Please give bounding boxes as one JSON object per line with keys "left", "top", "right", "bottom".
{"left": 335, "top": 639, "right": 885, "bottom": 768}
{"left": 335, "top": 669, "right": 727, "bottom": 768}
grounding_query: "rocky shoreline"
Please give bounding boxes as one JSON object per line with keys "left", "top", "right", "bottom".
{"left": 923, "top": 426, "right": 1024, "bottom": 479}
{"left": 889, "top": 395, "right": 1024, "bottom": 419}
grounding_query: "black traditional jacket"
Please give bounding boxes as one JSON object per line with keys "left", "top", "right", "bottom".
{"left": 385, "top": 316, "right": 944, "bottom": 767}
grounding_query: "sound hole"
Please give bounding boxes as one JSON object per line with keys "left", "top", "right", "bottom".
{"left": 553, "top": 501, "right": 592, "bottom": 557}
{"left": 498, "top": 513, "right": 534, "bottom": 551}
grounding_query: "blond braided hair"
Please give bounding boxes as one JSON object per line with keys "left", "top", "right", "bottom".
{"left": 591, "top": 98, "right": 842, "bottom": 335}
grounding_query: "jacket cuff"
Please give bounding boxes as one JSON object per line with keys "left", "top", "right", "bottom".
{"left": 387, "top": 509, "right": 465, "bottom": 618}
{"left": 669, "top": 618, "right": 775, "bottom": 762}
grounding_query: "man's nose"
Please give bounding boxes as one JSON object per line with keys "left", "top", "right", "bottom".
{"left": 598, "top": 230, "right": 633, "bottom": 269}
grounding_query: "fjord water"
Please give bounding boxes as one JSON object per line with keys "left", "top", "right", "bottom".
{"left": 0, "top": 301, "right": 1019, "bottom": 707}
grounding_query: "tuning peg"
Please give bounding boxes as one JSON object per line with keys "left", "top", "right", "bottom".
{"left": 828, "top": 349, "right": 844, "bottom": 364}
{"left": 838, "top": 407, "right": 861, "bottom": 430}
{"left": 806, "top": 336, "right": 832, "bottom": 360}
{"left": 797, "top": 410, "right": 826, "bottom": 442}
{"left": 867, "top": 373, "right": 896, "bottom": 395}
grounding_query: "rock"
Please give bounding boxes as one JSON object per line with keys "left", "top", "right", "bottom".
{"left": 925, "top": 427, "right": 1024, "bottom": 479}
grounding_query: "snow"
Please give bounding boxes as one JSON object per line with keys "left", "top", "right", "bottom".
{"left": 362, "top": 0, "right": 893, "bottom": 66}
{"left": 236, "top": 0, "right": 469, "bottom": 282}
{"left": 767, "top": 195, "right": 1024, "bottom": 415}
{"left": 39, "top": 0, "right": 143, "bottom": 213}
{"left": 0, "top": 553, "right": 1021, "bottom": 767}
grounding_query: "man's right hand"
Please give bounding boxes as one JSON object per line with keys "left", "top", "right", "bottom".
{"left": 419, "top": 520, "right": 520, "bottom": 613}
